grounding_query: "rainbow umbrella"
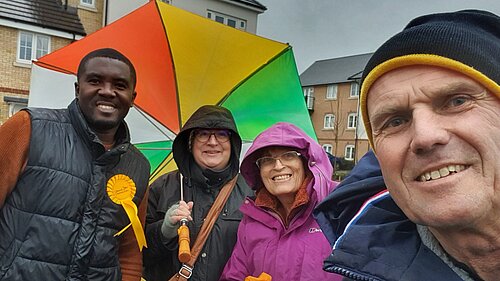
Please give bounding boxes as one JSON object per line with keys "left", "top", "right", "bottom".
{"left": 29, "top": 0, "right": 315, "bottom": 182}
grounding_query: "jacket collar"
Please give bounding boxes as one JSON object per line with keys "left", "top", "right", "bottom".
{"left": 68, "top": 99, "right": 131, "bottom": 158}
{"left": 255, "top": 174, "right": 312, "bottom": 227}
{"left": 325, "top": 194, "right": 464, "bottom": 281}
{"left": 315, "top": 151, "right": 465, "bottom": 280}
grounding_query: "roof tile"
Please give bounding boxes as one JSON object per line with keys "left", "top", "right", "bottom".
{"left": 0, "top": 0, "right": 86, "bottom": 36}
{"left": 300, "top": 53, "right": 373, "bottom": 86}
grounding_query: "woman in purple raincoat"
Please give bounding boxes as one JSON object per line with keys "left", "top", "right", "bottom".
{"left": 220, "top": 122, "right": 343, "bottom": 281}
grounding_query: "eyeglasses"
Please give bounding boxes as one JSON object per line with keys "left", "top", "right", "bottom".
{"left": 194, "top": 129, "right": 231, "bottom": 143}
{"left": 255, "top": 151, "right": 302, "bottom": 169}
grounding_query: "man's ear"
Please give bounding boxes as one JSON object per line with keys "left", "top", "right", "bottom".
{"left": 74, "top": 82, "right": 79, "bottom": 99}
{"left": 131, "top": 91, "right": 137, "bottom": 107}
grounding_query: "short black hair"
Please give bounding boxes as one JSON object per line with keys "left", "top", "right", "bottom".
{"left": 77, "top": 48, "right": 137, "bottom": 89}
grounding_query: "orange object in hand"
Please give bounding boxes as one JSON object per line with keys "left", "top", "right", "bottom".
{"left": 244, "top": 272, "right": 272, "bottom": 281}
{"left": 178, "top": 219, "right": 191, "bottom": 263}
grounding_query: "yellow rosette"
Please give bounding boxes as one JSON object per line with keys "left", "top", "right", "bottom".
{"left": 107, "top": 174, "right": 147, "bottom": 251}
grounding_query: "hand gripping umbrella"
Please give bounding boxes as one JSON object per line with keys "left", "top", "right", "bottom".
{"left": 29, "top": 0, "right": 316, "bottom": 182}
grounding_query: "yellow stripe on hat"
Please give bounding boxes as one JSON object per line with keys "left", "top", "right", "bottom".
{"left": 360, "top": 54, "right": 500, "bottom": 150}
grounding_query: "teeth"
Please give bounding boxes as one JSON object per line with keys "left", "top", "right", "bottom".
{"left": 439, "top": 167, "right": 450, "bottom": 177}
{"left": 273, "top": 174, "right": 291, "bottom": 181}
{"left": 98, "top": 105, "right": 114, "bottom": 110}
{"left": 418, "top": 165, "right": 465, "bottom": 182}
{"left": 430, "top": 171, "right": 441, "bottom": 180}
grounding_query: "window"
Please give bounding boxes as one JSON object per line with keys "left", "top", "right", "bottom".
{"left": 17, "top": 31, "right": 50, "bottom": 64}
{"left": 326, "top": 84, "right": 337, "bottom": 99}
{"left": 207, "top": 10, "right": 247, "bottom": 30}
{"left": 4, "top": 97, "right": 28, "bottom": 117}
{"left": 350, "top": 82, "right": 359, "bottom": 98}
{"left": 324, "top": 114, "right": 335, "bottom": 129}
{"left": 9, "top": 103, "right": 26, "bottom": 117}
{"left": 227, "top": 19, "right": 236, "bottom": 28}
{"left": 345, "top": 145, "right": 355, "bottom": 161}
{"left": 347, "top": 113, "right": 357, "bottom": 129}
{"left": 80, "top": 0, "right": 95, "bottom": 7}
{"left": 322, "top": 144, "right": 332, "bottom": 154}
{"left": 303, "top": 87, "right": 314, "bottom": 97}
{"left": 303, "top": 87, "right": 314, "bottom": 110}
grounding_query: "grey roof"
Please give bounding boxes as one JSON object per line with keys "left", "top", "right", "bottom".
{"left": 229, "top": 0, "right": 267, "bottom": 11}
{"left": 0, "top": 0, "right": 86, "bottom": 36}
{"left": 300, "top": 53, "right": 373, "bottom": 86}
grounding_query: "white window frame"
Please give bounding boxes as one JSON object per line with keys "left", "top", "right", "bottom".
{"left": 207, "top": 10, "right": 246, "bottom": 30}
{"left": 345, "top": 145, "right": 355, "bottom": 161}
{"left": 322, "top": 144, "right": 333, "bottom": 154}
{"left": 350, "top": 82, "right": 359, "bottom": 98}
{"left": 17, "top": 31, "right": 50, "bottom": 64}
{"left": 304, "top": 87, "right": 314, "bottom": 110}
{"left": 326, "top": 84, "right": 337, "bottom": 100}
{"left": 303, "top": 87, "right": 314, "bottom": 97}
{"left": 80, "top": 0, "right": 95, "bottom": 8}
{"left": 8, "top": 102, "right": 27, "bottom": 117}
{"left": 347, "top": 113, "right": 357, "bottom": 129}
{"left": 324, "top": 114, "right": 335, "bottom": 129}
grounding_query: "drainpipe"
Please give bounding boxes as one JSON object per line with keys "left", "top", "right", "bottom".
{"left": 103, "top": 0, "right": 109, "bottom": 26}
{"left": 347, "top": 71, "right": 363, "bottom": 164}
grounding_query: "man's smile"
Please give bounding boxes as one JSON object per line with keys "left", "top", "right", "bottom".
{"left": 417, "top": 164, "right": 467, "bottom": 182}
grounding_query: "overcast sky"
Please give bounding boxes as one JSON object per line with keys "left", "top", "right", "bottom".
{"left": 256, "top": 0, "right": 500, "bottom": 74}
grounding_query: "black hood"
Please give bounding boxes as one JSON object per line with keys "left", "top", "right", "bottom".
{"left": 172, "top": 105, "right": 242, "bottom": 178}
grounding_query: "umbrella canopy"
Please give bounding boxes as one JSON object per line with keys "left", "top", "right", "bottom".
{"left": 29, "top": 0, "right": 315, "bottom": 182}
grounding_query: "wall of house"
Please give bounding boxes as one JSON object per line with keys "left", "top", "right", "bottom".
{"left": 0, "top": 25, "right": 72, "bottom": 124}
{"left": 309, "top": 82, "right": 370, "bottom": 164}
{"left": 0, "top": 26, "right": 31, "bottom": 92}
{"left": 67, "top": 0, "right": 105, "bottom": 34}
{"left": 174, "top": 0, "right": 260, "bottom": 33}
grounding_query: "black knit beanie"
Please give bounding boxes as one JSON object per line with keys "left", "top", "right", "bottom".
{"left": 360, "top": 9, "right": 500, "bottom": 147}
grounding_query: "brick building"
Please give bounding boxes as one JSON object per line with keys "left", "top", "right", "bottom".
{"left": 300, "top": 53, "right": 372, "bottom": 164}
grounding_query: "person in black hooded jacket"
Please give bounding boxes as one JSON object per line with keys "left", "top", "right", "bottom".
{"left": 143, "top": 105, "right": 253, "bottom": 281}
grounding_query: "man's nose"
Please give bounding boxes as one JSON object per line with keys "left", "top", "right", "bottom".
{"left": 409, "top": 108, "right": 450, "bottom": 155}
{"left": 98, "top": 83, "right": 115, "bottom": 97}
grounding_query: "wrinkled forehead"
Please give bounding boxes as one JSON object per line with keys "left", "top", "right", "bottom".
{"left": 361, "top": 59, "right": 500, "bottom": 150}
{"left": 367, "top": 65, "right": 492, "bottom": 110}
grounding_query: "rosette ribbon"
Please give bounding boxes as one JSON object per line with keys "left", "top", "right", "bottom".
{"left": 107, "top": 174, "right": 147, "bottom": 250}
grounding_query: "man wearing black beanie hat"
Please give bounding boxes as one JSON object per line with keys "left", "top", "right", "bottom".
{"left": 314, "top": 9, "right": 500, "bottom": 281}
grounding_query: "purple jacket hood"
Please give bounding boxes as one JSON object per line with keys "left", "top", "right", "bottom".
{"left": 240, "top": 122, "right": 334, "bottom": 201}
